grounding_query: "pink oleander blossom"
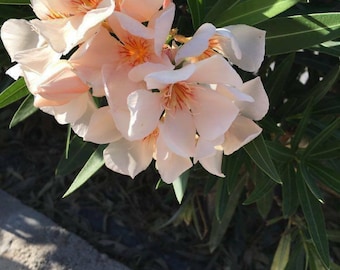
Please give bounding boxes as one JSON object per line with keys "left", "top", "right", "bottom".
{"left": 125, "top": 55, "right": 242, "bottom": 158}
{"left": 30, "top": 0, "right": 115, "bottom": 54}
{"left": 175, "top": 23, "right": 266, "bottom": 72}
{"left": 71, "top": 3, "right": 175, "bottom": 96}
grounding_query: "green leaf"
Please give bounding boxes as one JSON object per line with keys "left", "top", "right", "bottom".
{"left": 215, "top": 178, "right": 229, "bottom": 221}
{"left": 296, "top": 173, "right": 330, "bottom": 268}
{"left": 243, "top": 171, "right": 276, "bottom": 205}
{"left": 209, "top": 174, "right": 246, "bottom": 252}
{"left": 243, "top": 135, "right": 282, "bottom": 184}
{"left": 187, "top": 0, "right": 205, "bottom": 30}
{"left": 298, "top": 163, "right": 324, "bottom": 204}
{"left": 172, "top": 169, "right": 190, "bottom": 204}
{"left": 256, "top": 187, "right": 273, "bottom": 219}
{"left": 208, "top": 0, "right": 299, "bottom": 27}
{"left": 282, "top": 164, "right": 299, "bottom": 217}
{"left": 296, "top": 65, "right": 340, "bottom": 112}
{"left": 0, "top": 0, "right": 29, "bottom": 4}
{"left": 271, "top": 232, "right": 291, "bottom": 270}
{"left": 266, "top": 53, "right": 295, "bottom": 106}
{"left": 303, "top": 118, "right": 340, "bottom": 158}
{"left": 290, "top": 97, "right": 314, "bottom": 151}
{"left": 309, "top": 163, "right": 340, "bottom": 194}
{"left": 266, "top": 141, "right": 294, "bottom": 163}
{"left": 0, "top": 78, "right": 29, "bottom": 109}
{"left": 204, "top": 0, "right": 241, "bottom": 23}
{"left": 63, "top": 144, "right": 106, "bottom": 198}
{"left": 9, "top": 94, "right": 38, "bottom": 128}
{"left": 308, "top": 141, "right": 340, "bottom": 160}
{"left": 226, "top": 150, "right": 245, "bottom": 193}
{"left": 259, "top": 13, "right": 340, "bottom": 55}
{"left": 311, "top": 40, "right": 340, "bottom": 57}
{"left": 56, "top": 136, "right": 96, "bottom": 176}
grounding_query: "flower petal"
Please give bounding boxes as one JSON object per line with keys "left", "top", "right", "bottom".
{"left": 156, "top": 135, "right": 192, "bottom": 184}
{"left": 127, "top": 90, "right": 163, "bottom": 140}
{"left": 175, "top": 23, "right": 216, "bottom": 64}
{"left": 104, "top": 138, "right": 153, "bottom": 178}
{"left": 120, "top": 0, "right": 164, "bottom": 22}
{"left": 222, "top": 115, "right": 262, "bottom": 155}
{"left": 189, "top": 55, "right": 243, "bottom": 88}
{"left": 83, "top": 106, "right": 122, "bottom": 144}
{"left": 191, "top": 86, "right": 239, "bottom": 141}
{"left": 235, "top": 77, "right": 269, "bottom": 121}
{"left": 159, "top": 109, "right": 196, "bottom": 157}
{"left": 223, "top": 25, "right": 265, "bottom": 72}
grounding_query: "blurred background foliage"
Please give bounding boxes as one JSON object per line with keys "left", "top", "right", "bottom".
{"left": 0, "top": 0, "right": 339, "bottom": 269}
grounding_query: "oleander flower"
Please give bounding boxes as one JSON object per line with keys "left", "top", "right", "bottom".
{"left": 115, "top": 0, "right": 167, "bottom": 22}
{"left": 30, "top": 0, "right": 115, "bottom": 54}
{"left": 175, "top": 23, "right": 266, "bottom": 72}
{"left": 71, "top": 2, "right": 175, "bottom": 96}
{"left": 125, "top": 55, "right": 243, "bottom": 158}
{"left": 221, "top": 77, "right": 269, "bottom": 154}
{"left": 103, "top": 127, "right": 192, "bottom": 183}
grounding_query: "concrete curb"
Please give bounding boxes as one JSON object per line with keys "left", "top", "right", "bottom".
{"left": 0, "top": 189, "right": 131, "bottom": 270}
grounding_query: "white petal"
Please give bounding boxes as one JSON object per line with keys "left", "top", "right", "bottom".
{"left": 149, "top": 2, "right": 175, "bottom": 56}
{"left": 214, "top": 28, "right": 242, "bottom": 60}
{"left": 223, "top": 115, "right": 262, "bottom": 155}
{"left": 145, "top": 63, "right": 195, "bottom": 89}
{"left": 189, "top": 55, "right": 243, "bottom": 88}
{"left": 120, "top": 0, "right": 164, "bottom": 22}
{"left": 104, "top": 138, "right": 153, "bottom": 178}
{"left": 175, "top": 23, "right": 216, "bottom": 64}
{"left": 127, "top": 90, "right": 163, "bottom": 140}
{"left": 128, "top": 62, "right": 173, "bottom": 82}
{"left": 235, "top": 77, "right": 269, "bottom": 120}
{"left": 1, "top": 19, "right": 39, "bottom": 61}
{"left": 191, "top": 86, "right": 239, "bottom": 140}
{"left": 83, "top": 106, "right": 122, "bottom": 144}
{"left": 156, "top": 135, "right": 192, "bottom": 184}
{"left": 159, "top": 109, "right": 196, "bottom": 157}
{"left": 223, "top": 25, "right": 265, "bottom": 72}
{"left": 199, "top": 149, "right": 225, "bottom": 177}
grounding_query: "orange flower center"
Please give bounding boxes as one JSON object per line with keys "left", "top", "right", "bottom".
{"left": 119, "top": 37, "right": 152, "bottom": 67}
{"left": 161, "top": 82, "right": 195, "bottom": 111}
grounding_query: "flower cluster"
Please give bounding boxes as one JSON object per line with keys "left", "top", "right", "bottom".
{"left": 1, "top": 0, "right": 268, "bottom": 183}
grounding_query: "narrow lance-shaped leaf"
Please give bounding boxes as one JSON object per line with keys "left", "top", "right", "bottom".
{"left": 243, "top": 134, "right": 282, "bottom": 184}
{"left": 296, "top": 173, "right": 330, "bottom": 268}
{"left": 0, "top": 0, "right": 30, "bottom": 4}
{"left": 209, "top": 174, "right": 246, "bottom": 252}
{"left": 204, "top": 0, "right": 241, "bottom": 23}
{"left": 303, "top": 118, "right": 340, "bottom": 158}
{"left": 56, "top": 136, "right": 96, "bottom": 176}
{"left": 259, "top": 13, "right": 340, "bottom": 55}
{"left": 172, "top": 169, "right": 190, "bottom": 204}
{"left": 298, "top": 163, "right": 324, "bottom": 204}
{"left": 63, "top": 144, "right": 106, "bottom": 198}
{"left": 208, "top": 0, "right": 299, "bottom": 27}
{"left": 271, "top": 231, "right": 291, "bottom": 270}
{"left": 187, "top": 0, "right": 205, "bottom": 30}
{"left": 215, "top": 178, "right": 229, "bottom": 222}
{"left": 282, "top": 164, "right": 299, "bottom": 217}
{"left": 0, "top": 78, "right": 29, "bottom": 109}
{"left": 9, "top": 94, "right": 38, "bottom": 128}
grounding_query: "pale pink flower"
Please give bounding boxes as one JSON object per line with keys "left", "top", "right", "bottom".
{"left": 221, "top": 77, "right": 269, "bottom": 154}
{"left": 30, "top": 0, "right": 115, "bottom": 54}
{"left": 115, "top": 0, "right": 166, "bottom": 22}
{"left": 175, "top": 23, "right": 266, "bottom": 72}
{"left": 104, "top": 127, "right": 192, "bottom": 183}
{"left": 71, "top": 3, "right": 175, "bottom": 96}
{"left": 125, "top": 55, "right": 242, "bottom": 159}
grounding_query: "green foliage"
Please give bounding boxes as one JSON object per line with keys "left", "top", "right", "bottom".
{"left": 0, "top": 0, "right": 340, "bottom": 268}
